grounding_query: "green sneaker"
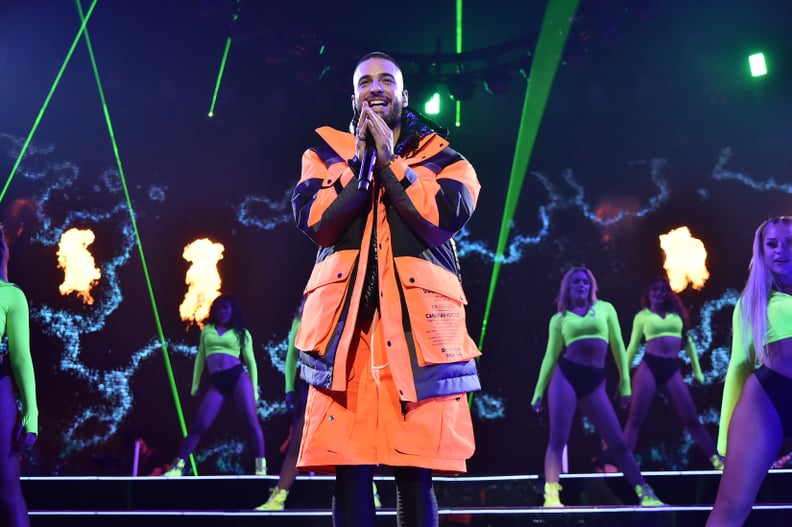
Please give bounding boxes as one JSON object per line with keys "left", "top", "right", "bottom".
{"left": 373, "top": 481, "right": 382, "bottom": 509}
{"left": 256, "top": 487, "right": 288, "bottom": 511}
{"left": 163, "top": 458, "right": 186, "bottom": 477}
{"left": 635, "top": 484, "right": 665, "bottom": 506}
{"left": 543, "top": 482, "right": 563, "bottom": 507}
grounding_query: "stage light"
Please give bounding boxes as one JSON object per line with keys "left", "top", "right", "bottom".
{"left": 748, "top": 52, "right": 767, "bottom": 77}
{"left": 424, "top": 92, "right": 441, "bottom": 115}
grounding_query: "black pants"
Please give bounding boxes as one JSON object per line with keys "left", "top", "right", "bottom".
{"left": 333, "top": 465, "right": 438, "bottom": 527}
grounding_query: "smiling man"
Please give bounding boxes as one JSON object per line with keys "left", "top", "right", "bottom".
{"left": 290, "top": 52, "right": 482, "bottom": 527}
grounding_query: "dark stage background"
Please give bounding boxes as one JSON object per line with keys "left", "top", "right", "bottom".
{"left": 1, "top": 0, "right": 791, "bottom": 476}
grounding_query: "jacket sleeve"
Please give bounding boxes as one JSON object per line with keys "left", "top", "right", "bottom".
{"left": 292, "top": 148, "right": 370, "bottom": 247}
{"left": 284, "top": 317, "right": 301, "bottom": 394}
{"left": 240, "top": 330, "right": 259, "bottom": 401}
{"left": 683, "top": 335, "right": 704, "bottom": 383}
{"left": 605, "top": 302, "right": 631, "bottom": 397}
{"left": 191, "top": 329, "right": 208, "bottom": 396}
{"left": 718, "top": 301, "right": 755, "bottom": 456}
{"left": 625, "top": 311, "right": 645, "bottom": 368}
{"left": 7, "top": 287, "right": 38, "bottom": 434}
{"left": 532, "top": 313, "right": 564, "bottom": 405}
{"left": 377, "top": 147, "right": 481, "bottom": 247}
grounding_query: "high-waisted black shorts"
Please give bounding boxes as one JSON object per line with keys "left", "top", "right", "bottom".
{"left": 643, "top": 353, "right": 680, "bottom": 386}
{"left": 209, "top": 363, "right": 244, "bottom": 397}
{"left": 754, "top": 366, "right": 792, "bottom": 437}
{"left": 558, "top": 357, "right": 605, "bottom": 399}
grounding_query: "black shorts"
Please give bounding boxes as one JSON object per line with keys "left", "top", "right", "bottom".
{"left": 754, "top": 366, "right": 792, "bottom": 437}
{"left": 209, "top": 363, "right": 244, "bottom": 397}
{"left": 558, "top": 357, "right": 605, "bottom": 399}
{"left": 643, "top": 354, "right": 680, "bottom": 386}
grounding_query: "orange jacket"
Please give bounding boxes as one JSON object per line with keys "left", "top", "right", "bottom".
{"left": 292, "top": 117, "right": 481, "bottom": 402}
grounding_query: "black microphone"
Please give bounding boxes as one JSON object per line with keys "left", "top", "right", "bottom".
{"left": 358, "top": 135, "right": 376, "bottom": 191}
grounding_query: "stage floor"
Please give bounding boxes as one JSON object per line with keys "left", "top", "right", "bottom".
{"left": 23, "top": 469, "right": 792, "bottom": 526}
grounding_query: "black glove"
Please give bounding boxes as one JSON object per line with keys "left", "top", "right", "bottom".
{"left": 12, "top": 423, "right": 37, "bottom": 454}
{"left": 285, "top": 391, "right": 296, "bottom": 413}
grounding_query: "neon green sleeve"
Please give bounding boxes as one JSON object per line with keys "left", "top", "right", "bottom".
{"left": 532, "top": 313, "right": 564, "bottom": 405}
{"left": 605, "top": 302, "right": 631, "bottom": 397}
{"left": 684, "top": 335, "right": 704, "bottom": 383}
{"left": 625, "top": 310, "right": 645, "bottom": 368}
{"left": 718, "top": 301, "right": 755, "bottom": 456}
{"left": 191, "top": 329, "right": 207, "bottom": 396}
{"left": 284, "top": 317, "right": 301, "bottom": 394}
{"left": 239, "top": 329, "right": 258, "bottom": 401}
{"left": 7, "top": 286, "right": 37, "bottom": 434}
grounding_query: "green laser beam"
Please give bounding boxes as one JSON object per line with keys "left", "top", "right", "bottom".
{"left": 0, "top": 0, "right": 99, "bottom": 206}
{"left": 208, "top": 37, "right": 232, "bottom": 117}
{"left": 478, "top": 0, "right": 581, "bottom": 352}
{"left": 74, "top": 0, "right": 197, "bottom": 476}
{"left": 455, "top": 0, "right": 463, "bottom": 126}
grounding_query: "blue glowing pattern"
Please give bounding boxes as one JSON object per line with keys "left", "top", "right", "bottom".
{"left": 235, "top": 190, "right": 294, "bottom": 231}
{"left": 471, "top": 393, "right": 506, "bottom": 420}
{"left": 195, "top": 438, "right": 245, "bottom": 475}
{"left": 713, "top": 147, "right": 792, "bottom": 192}
{"left": 455, "top": 161, "right": 670, "bottom": 262}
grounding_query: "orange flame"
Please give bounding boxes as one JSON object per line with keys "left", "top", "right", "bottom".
{"left": 57, "top": 228, "right": 101, "bottom": 304}
{"left": 179, "top": 238, "right": 224, "bottom": 328}
{"left": 659, "top": 226, "right": 710, "bottom": 292}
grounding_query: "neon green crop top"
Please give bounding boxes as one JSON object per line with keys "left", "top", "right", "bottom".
{"left": 718, "top": 292, "right": 792, "bottom": 454}
{"left": 625, "top": 308, "right": 703, "bottom": 382}
{"left": 0, "top": 282, "right": 38, "bottom": 434}
{"left": 531, "top": 300, "right": 630, "bottom": 405}
{"left": 191, "top": 324, "right": 258, "bottom": 399}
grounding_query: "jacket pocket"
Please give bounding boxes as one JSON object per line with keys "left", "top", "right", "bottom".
{"left": 393, "top": 394, "right": 476, "bottom": 460}
{"left": 296, "top": 250, "right": 358, "bottom": 355}
{"left": 302, "top": 387, "right": 354, "bottom": 454}
{"left": 395, "top": 256, "right": 481, "bottom": 366}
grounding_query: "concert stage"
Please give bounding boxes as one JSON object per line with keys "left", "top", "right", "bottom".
{"left": 22, "top": 468, "right": 792, "bottom": 526}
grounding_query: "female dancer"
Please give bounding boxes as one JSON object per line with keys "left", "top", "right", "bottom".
{"left": 531, "top": 267, "right": 664, "bottom": 507}
{"left": 617, "top": 276, "right": 723, "bottom": 469}
{"left": 707, "top": 217, "right": 792, "bottom": 526}
{"left": 164, "top": 294, "right": 266, "bottom": 476}
{"left": 0, "top": 232, "right": 38, "bottom": 527}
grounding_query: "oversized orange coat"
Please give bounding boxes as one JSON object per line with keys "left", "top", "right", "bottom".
{"left": 292, "top": 118, "right": 481, "bottom": 403}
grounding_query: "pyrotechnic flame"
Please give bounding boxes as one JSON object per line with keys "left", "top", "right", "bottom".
{"left": 179, "top": 238, "right": 224, "bottom": 328}
{"left": 659, "top": 226, "right": 710, "bottom": 292}
{"left": 57, "top": 228, "right": 101, "bottom": 304}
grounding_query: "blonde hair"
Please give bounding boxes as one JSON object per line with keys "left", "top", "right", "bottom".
{"left": 556, "top": 266, "right": 598, "bottom": 314}
{"left": 740, "top": 216, "right": 792, "bottom": 364}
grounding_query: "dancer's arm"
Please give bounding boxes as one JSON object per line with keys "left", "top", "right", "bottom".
{"left": 240, "top": 330, "right": 259, "bottom": 401}
{"left": 532, "top": 313, "right": 564, "bottom": 408}
{"left": 7, "top": 287, "right": 37, "bottom": 435}
{"left": 717, "top": 302, "right": 755, "bottom": 456}
{"left": 683, "top": 336, "right": 705, "bottom": 384}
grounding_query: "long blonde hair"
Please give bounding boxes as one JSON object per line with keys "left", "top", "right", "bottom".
{"left": 740, "top": 216, "right": 792, "bottom": 364}
{"left": 556, "top": 266, "right": 598, "bottom": 314}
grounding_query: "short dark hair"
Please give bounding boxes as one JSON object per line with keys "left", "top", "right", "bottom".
{"left": 355, "top": 51, "right": 401, "bottom": 72}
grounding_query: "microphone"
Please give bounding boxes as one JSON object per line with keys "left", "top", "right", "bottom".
{"left": 358, "top": 135, "right": 376, "bottom": 191}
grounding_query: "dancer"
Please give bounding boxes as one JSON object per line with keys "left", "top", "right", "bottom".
{"left": 164, "top": 294, "right": 266, "bottom": 476}
{"left": 292, "top": 51, "right": 481, "bottom": 527}
{"left": 0, "top": 233, "right": 38, "bottom": 527}
{"left": 531, "top": 267, "right": 664, "bottom": 507}
{"left": 256, "top": 304, "right": 307, "bottom": 510}
{"left": 602, "top": 276, "right": 722, "bottom": 470}
{"left": 255, "top": 304, "right": 383, "bottom": 511}
{"left": 707, "top": 216, "right": 792, "bottom": 526}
